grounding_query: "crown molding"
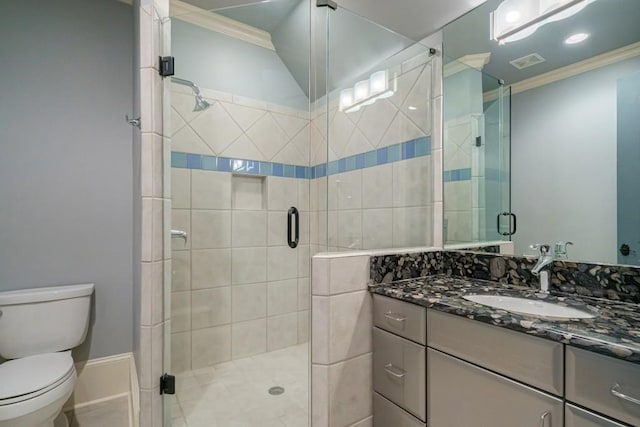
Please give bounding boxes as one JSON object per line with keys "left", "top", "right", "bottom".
{"left": 444, "top": 53, "right": 491, "bottom": 77}
{"left": 170, "top": 0, "right": 275, "bottom": 51}
{"left": 483, "top": 41, "right": 640, "bottom": 102}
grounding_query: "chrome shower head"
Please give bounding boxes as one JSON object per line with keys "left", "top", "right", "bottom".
{"left": 194, "top": 95, "right": 211, "bottom": 112}
{"left": 171, "top": 77, "right": 211, "bottom": 112}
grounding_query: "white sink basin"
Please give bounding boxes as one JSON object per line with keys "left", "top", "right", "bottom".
{"left": 462, "top": 295, "right": 595, "bottom": 319}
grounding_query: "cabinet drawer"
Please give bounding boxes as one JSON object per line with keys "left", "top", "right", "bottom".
{"left": 566, "top": 347, "right": 640, "bottom": 426}
{"left": 428, "top": 348, "right": 564, "bottom": 427}
{"left": 373, "top": 294, "right": 426, "bottom": 345}
{"left": 427, "top": 309, "right": 563, "bottom": 395}
{"left": 373, "top": 327, "right": 426, "bottom": 421}
{"left": 565, "top": 404, "right": 628, "bottom": 427}
{"left": 373, "top": 392, "right": 425, "bottom": 427}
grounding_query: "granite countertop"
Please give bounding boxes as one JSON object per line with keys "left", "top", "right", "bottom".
{"left": 369, "top": 274, "right": 640, "bottom": 364}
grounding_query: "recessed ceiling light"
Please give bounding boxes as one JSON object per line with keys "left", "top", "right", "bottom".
{"left": 408, "top": 106, "right": 418, "bottom": 111}
{"left": 565, "top": 33, "right": 589, "bottom": 45}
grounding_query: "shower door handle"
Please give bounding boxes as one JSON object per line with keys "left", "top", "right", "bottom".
{"left": 496, "top": 212, "right": 517, "bottom": 236}
{"left": 287, "top": 207, "right": 299, "bottom": 249}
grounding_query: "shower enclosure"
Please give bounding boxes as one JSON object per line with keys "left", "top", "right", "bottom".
{"left": 160, "top": 1, "right": 438, "bottom": 425}
{"left": 441, "top": 56, "right": 512, "bottom": 246}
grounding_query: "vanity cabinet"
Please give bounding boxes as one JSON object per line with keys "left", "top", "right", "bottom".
{"left": 566, "top": 347, "right": 640, "bottom": 426}
{"left": 565, "top": 404, "right": 628, "bottom": 427}
{"left": 427, "top": 310, "right": 564, "bottom": 395}
{"left": 372, "top": 292, "right": 640, "bottom": 427}
{"left": 428, "top": 348, "right": 564, "bottom": 427}
{"left": 372, "top": 295, "right": 427, "bottom": 426}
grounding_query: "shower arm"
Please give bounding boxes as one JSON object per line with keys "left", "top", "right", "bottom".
{"left": 171, "top": 77, "right": 201, "bottom": 95}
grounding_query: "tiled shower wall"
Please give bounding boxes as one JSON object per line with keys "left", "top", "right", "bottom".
{"left": 443, "top": 114, "right": 483, "bottom": 243}
{"left": 310, "top": 55, "right": 437, "bottom": 253}
{"left": 169, "top": 88, "right": 311, "bottom": 372}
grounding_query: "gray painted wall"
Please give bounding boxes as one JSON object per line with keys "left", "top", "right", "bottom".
{"left": 172, "top": 19, "right": 308, "bottom": 109}
{"left": 0, "top": 0, "right": 134, "bottom": 360}
{"left": 511, "top": 57, "right": 640, "bottom": 264}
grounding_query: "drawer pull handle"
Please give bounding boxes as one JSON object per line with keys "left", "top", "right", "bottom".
{"left": 384, "top": 363, "right": 406, "bottom": 379}
{"left": 539, "top": 411, "right": 550, "bottom": 427}
{"left": 384, "top": 312, "right": 406, "bottom": 323}
{"left": 611, "top": 384, "right": 640, "bottom": 406}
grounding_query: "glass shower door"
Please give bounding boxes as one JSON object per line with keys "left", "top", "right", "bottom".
{"left": 162, "top": 2, "right": 311, "bottom": 425}
{"left": 442, "top": 56, "right": 512, "bottom": 246}
{"left": 324, "top": 6, "right": 437, "bottom": 251}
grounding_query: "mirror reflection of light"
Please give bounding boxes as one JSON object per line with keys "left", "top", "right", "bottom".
{"left": 564, "top": 32, "right": 589, "bottom": 44}
{"left": 492, "top": 0, "right": 595, "bottom": 44}
{"left": 505, "top": 10, "right": 521, "bottom": 23}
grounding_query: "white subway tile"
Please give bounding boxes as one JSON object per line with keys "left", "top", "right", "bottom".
{"left": 192, "top": 170, "right": 231, "bottom": 210}
{"left": 191, "top": 249, "right": 231, "bottom": 289}
{"left": 267, "top": 279, "right": 298, "bottom": 316}
{"left": 232, "top": 247, "right": 267, "bottom": 284}
{"left": 231, "top": 319, "right": 266, "bottom": 359}
{"left": 267, "top": 177, "right": 298, "bottom": 211}
{"left": 311, "top": 296, "right": 329, "bottom": 364}
{"left": 329, "top": 255, "right": 369, "bottom": 294}
{"left": 311, "top": 257, "right": 330, "bottom": 296}
{"left": 191, "top": 287, "right": 231, "bottom": 329}
{"left": 267, "top": 246, "right": 297, "bottom": 281}
{"left": 393, "top": 156, "right": 432, "bottom": 207}
{"left": 170, "top": 169, "right": 190, "bottom": 209}
{"left": 171, "top": 292, "right": 190, "bottom": 333}
{"left": 232, "top": 283, "right": 266, "bottom": 322}
{"left": 231, "top": 210, "right": 267, "bottom": 247}
{"left": 328, "top": 353, "right": 373, "bottom": 426}
{"left": 171, "top": 209, "right": 190, "bottom": 250}
{"left": 171, "top": 331, "right": 191, "bottom": 373}
{"left": 297, "top": 310, "right": 309, "bottom": 344}
{"left": 362, "top": 209, "right": 393, "bottom": 250}
{"left": 362, "top": 164, "right": 393, "bottom": 208}
{"left": 152, "top": 198, "right": 163, "bottom": 261}
{"left": 328, "top": 291, "right": 372, "bottom": 363}
{"left": 191, "top": 210, "right": 231, "bottom": 249}
{"left": 267, "top": 312, "right": 298, "bottom": 351}
{"left": 192, "top": 325, "right": 231, "bottom": 368}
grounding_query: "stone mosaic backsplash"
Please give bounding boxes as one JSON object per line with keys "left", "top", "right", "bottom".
{"left": 370, "top": 250, "right": 640, "bottom": 304}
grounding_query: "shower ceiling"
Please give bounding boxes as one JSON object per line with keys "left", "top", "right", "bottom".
{"left": 179, "top": 0, "right": 487, "bottom": 41}
{"left": 173, "top": 0, "right": 416, "bottom": 101}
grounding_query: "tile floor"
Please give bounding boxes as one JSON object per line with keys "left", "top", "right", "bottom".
{"left": 170, "top": 344, "right": 309, "bottom": 427}
{"left": 64, "top": 395, "right": 130, "bottom": 427}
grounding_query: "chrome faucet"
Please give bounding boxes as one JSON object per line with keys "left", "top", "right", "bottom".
{"left": 531, "top": 244, "right": 553, "bottom": 293}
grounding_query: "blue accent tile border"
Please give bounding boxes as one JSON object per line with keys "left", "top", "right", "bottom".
{"left": 443, "top": 168, "right": 472, "bottom": 182}
{"left": 171, "top": 136, "right": 431, "bottom": 180}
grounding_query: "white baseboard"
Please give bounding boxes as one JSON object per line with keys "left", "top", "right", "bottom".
{"left": 64, "top": 352, "right": 138, "bottom": 417}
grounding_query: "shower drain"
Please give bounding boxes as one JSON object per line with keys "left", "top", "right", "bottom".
{"left": 269, "top": 386, "right": 285, "bottom": 395}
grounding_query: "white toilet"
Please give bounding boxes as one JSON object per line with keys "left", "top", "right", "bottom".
{"left": 0, "top": 283, "right": 94, "bottom": 427}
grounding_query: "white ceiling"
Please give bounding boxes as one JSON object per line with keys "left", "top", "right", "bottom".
{"left": 180, "top": 0, "right": 487, "bottom": 41}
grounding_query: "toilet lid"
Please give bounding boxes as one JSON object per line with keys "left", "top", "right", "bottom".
{"left": 0, "top": 352, "right": 74, "bottom": 401}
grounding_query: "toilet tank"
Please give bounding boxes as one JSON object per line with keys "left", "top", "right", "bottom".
{"left": 0, "top": 283, "right": 94, "bottom": 359}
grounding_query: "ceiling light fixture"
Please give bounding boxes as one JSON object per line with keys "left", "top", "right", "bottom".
{"left": 491, "top": 0, "right": 594, "bottom": 45}
{"left": 339, "top": 70, "right": 397, "bottom": 113}
{"left": 564, "top": 32, "right": 589, "bottom": 44}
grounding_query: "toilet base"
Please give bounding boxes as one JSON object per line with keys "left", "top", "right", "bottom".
{"left": 52, "top": 412, "right": 69, "bottom": 427}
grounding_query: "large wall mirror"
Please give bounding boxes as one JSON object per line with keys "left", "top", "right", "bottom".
{"left": 443, "top": 0, "right": 640, "bottom": 266}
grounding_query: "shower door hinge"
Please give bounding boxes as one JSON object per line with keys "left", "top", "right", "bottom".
{"left": 160, "top": 373, "right": 176, "bottom": 395}
{"left": 159, "top": 56, "right": 175, "bottom": 77}
{"left": 317, "top": 0, "right": 337, "bottom": 10}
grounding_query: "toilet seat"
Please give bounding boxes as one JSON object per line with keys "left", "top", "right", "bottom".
{"left": 0, "top": 352, "right": 74, "bottom": 405}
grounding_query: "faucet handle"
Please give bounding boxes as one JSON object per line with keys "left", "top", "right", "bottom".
{"left": 554, "top": 241, "right": 573, "bottom": 259}
{"left": 530, "top": 243, "right": 551, "bottom": 255}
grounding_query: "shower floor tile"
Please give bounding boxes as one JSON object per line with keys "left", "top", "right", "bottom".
{"left": 171, "top": 343, "right": 309, "bottom": 427}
